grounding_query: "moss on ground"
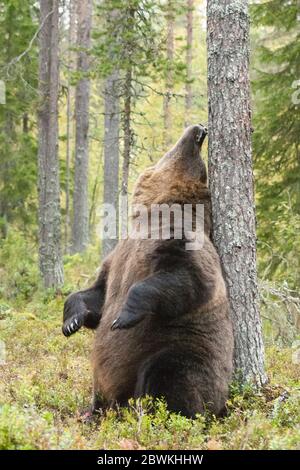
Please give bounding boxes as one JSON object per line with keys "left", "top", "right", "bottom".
{"left": 0, "top": 237, "right": 299, "bottom": 449}
{"left": 0, "top": 296, "right": 299, "bottom": 450}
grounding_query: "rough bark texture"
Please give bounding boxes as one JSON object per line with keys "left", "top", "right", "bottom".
{"left": 71, "top": 0, "right": 92, "bottom": 253}
{"left": 163, "top": 1, "right": 174, "bottom": 148}
{"left": 64, "top": 0, "right": 76, "bottom": 253}
{"left": 0, "top": 9, "right": 14, "bottom": 238}
{"left": 120, "top": 0, "right": 135, "bottom": 237}
{"left": 185, "top": 0, "right": 193, "bottom": 127}
{"left": 207, "top": 0, "right": 266, "bottom": 385}
{"left": 102, "top": 70, "right": 120, "bottom": 257}
{"left": 37, "top": 0, "right": 64, "bottom": 288}
{"left": 121, "top": 66, "right": 132, "bottom": 218}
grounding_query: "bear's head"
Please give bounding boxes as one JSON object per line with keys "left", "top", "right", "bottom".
{"left": 133, "top": 124, "right": 208, "bottom": 208}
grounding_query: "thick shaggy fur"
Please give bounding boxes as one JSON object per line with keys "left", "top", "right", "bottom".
{"left": 63, "top": 125, "right": 234, "bottom": 418}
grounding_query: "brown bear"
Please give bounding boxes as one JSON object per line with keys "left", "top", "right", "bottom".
{"left": 62, "top": 124, "right": 234, "bottom": 418}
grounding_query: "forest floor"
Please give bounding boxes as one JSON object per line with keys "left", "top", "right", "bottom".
{"left": 0, "top": 238, "right": 300, "bottom": 450}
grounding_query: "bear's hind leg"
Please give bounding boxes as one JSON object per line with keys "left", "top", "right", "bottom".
{"left": 134, "top": 350, "right": 208, "bottom": 418}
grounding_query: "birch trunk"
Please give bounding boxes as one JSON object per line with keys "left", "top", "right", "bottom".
{"left": 71, "top": 0, "right": 92, "bottom": 253}
{"left": 207, "top": 0, "right": 266, "bottom": 385}
{"left": 37, "top": 0, "right": 64, "bottom": 288}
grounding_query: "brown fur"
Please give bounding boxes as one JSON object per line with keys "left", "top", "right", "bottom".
{"left": 63, "top": 125, "right": 234, "bottom": 417}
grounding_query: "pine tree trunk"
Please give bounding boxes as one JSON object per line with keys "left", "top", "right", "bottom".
{"left": 1, "top": 10, "right": 14, "bottom": 238}
{"left": 163, "top": 1, "right": 174, "bottom": 148}
{"left": 71, "top": 0, "right": 92, "bottom": 253}
{"left": 102, "top": 70, "right": 120, "bottom": 257}
{"left": 207, "top": 0, "right": 267, "bottom": 385}
{"left": 119, "top": 5, "right": 135, "bottom": 239}
{"left": 37, "top": 0, "right": 64, "bottom": 288}
{"left": 64, "top": 0, "right": 76, "bottom": 253}
{"left": 120, "top": 66, "right": 132, "bottom": 238}
{"left": 185, "top": 0, "right": 193, "bottom": 127}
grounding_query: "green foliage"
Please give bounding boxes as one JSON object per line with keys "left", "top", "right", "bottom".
{"left": 0, "top": 249, "right": 298, "bottom": 450}
{"left": 260, "top": 281, "right": 300, "bottom": 347}
{"left": 0, "top": 298, "right": 299, "bottom": 449}
{"left": 0, "top": 0, "right": 299, "bottom": 451}
{"left": 0, "top": 1, "right": 38, "bottom": 234}
{"left": 251, "top": 0, "right": 300, "bottom": 287}
{"left": 0, "top": 231, "right": 39, "bottom": 304}
{"left": 93, "top": 0, "right": 164, "bottom": 79}
{"left": 91, "top": 0, "right": 191, "bottom": 165}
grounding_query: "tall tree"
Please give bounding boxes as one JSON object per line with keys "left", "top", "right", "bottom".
{"left": 207, "top": 0, "right": 266, "bottom": 385}
{"left": 121, "top": 63, "right": 133, "bottom": 234}
{"left": 64, "top": 0, "right": 76, "bottom": 253}
{"left": 251, "top": 0, "right": 300, "bottom": 288}
{"left": 94, "top": 0, "right": 162, "bottom": 238}
{"left": 0, "top": 0, "right": 38, "bottom": 236}
{"left": 71, "top": 0, "right": 92, "bottom": 253}
{"left": 163, "top": 0, "right": 174, "bottom": 147}
{"left": 102, "top": 69, "right": 120, "bottom": 257}
{"left": 184, "top": 0, "right": 193, "bottom": 127}
{"left": 37, "top": 0, "right": 63, "bottom": 288}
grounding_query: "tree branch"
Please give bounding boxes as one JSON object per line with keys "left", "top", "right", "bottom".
{"left": 2, "top": 9, "right": 54, "bottom": 77}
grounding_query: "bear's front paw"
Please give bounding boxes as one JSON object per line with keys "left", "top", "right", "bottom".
{"left": 62, "top": 293, "right": 87, "bottom": 337}
{"left": 62, "top": 315, "right": 83, "bottom": 337}
{"left": 111, "top": 308, "right": 146, "bottom": 331}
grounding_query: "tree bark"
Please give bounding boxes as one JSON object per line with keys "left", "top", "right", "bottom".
{"left": 185, "top": 0, "right": 193, "bottom": 127}
{"left": 120, "top": 65, "right": 132, "bottom": 238}
{"left": 37, "top": 0, "right": 64, "bottom": 288}
{"left": 102, "top": 69, "right": 120, "bottom": 257}
{"left": 119, "top": 6, "right": 135, "bottom": 239}
{"left": 0, "top": 7, "right": 14, "bottom": 238}
{"left": 163, "top": 0, "right": 174, "bottom": 148}
{"left": 71, "top": 0, "right": 92, "bottom": 253}
{"left": 207, "top": 0, "right": 266, "bottom": 385}
{"left": 64, "top": 0, "right": 76, "bottom": 253}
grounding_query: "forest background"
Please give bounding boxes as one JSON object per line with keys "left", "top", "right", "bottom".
{"left": 0, "top": 0, "right": 299, "bottom": 450}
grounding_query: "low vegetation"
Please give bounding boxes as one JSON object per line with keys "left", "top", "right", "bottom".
{"left": 0, "top": 234, "right": 299, "bottom": 450}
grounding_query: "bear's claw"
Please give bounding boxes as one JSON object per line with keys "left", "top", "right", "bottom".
{"left": 111, "top": 308, "right": 146, "bottom": 331}
{"left": 62, "top": 292, "right": 87, "bottom": 337}
{"left": 62, "top": 315, "right": 83, "bottom": 337}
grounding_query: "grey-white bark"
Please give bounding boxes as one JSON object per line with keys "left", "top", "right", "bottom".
{"left": 102, "top": 70, "right": 120, "bottom": 257}
{"left": 71, "top": 0, "right": 92, "bottom": 253}
{"left": 37, "top": 0, "right": 64, "bottom": 288}
{"left": 207, "top": 0, "right": 266, "bottom": 385}
{"left": 163, "top": 1, "right": 174, "bottom": 148}
{"left": 185, "top": 0, "right": 193, "bottom": 127}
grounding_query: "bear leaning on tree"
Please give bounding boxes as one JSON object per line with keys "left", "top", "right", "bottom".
{"left": 62, "top": 124, "right": 234, "bottom": 418}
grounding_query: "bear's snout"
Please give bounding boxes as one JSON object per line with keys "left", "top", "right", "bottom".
{"left": 195, "top": 124, "right": 207, "bottom": 145}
